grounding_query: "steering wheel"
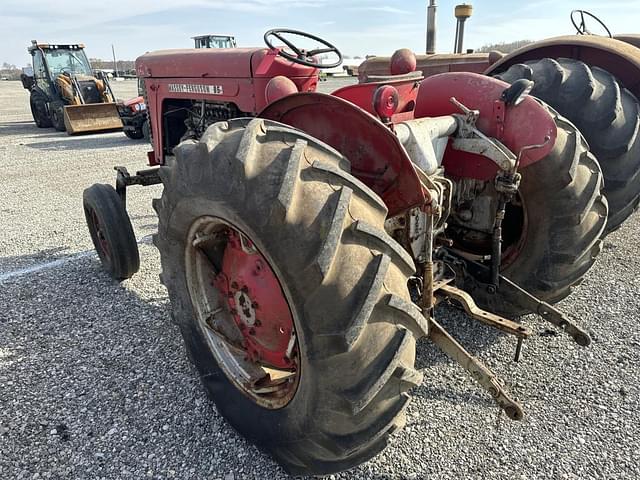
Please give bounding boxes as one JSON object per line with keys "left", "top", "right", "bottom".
{"left": 264, "top": 29, "right": 343, "bottom": 68}
{"left": 571, "top": 10, "right": 612, "bottom": 37}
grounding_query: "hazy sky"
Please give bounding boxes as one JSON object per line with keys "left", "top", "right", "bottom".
{"left": 2, "top": 0, "right": 640, "bottom": 66}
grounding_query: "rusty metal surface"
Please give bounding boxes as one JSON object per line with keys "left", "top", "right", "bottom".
{"left": 359, "top": 53, "right": 490, "bottom": 80}
{"left": 484, "top": 35, "right": 640, "bottom": 97}
{"left": 437, "top": 284, "right": 531, "bottom": 339}
{"left": 428, "top": 318, "right": 524, "bottom": 420}
{"left": 259, "top": 92, "right": 427, "bottom": 216}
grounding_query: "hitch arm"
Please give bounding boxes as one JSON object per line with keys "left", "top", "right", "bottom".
{"left": 498, "top": 276, "right": 592, "bottom": 347}
{"left": 436, "top": 284, "right": 531, "bottom": 339}
{"left": 442, "top": 249, "right": 592, "bottom": 347}
{"left": 114, "top": 166, "right": 162, "bottom": 208}
{"left": 429, "top": 318, "right": 524, "bottom": 420}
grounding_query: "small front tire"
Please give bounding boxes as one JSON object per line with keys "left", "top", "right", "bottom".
{"left": 83, "top": 183, "right": 140, "bottom": 280}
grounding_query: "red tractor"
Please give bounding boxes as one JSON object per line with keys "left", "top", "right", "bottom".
{"left": 83, "top": 29, "right": 604, "bottom": 475}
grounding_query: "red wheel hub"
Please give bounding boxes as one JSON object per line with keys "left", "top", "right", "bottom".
{"left": 90, "top": 209, "right": 111, "bottom": 261}
{"left": 213, "top": 229, "right": 296, "bottom": 369}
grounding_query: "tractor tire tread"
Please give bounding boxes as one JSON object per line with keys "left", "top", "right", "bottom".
{"left": 497, "top": 57, "right": 640, "bottom": 233}
{"left": 153, "top": 118, "right": 421, "bottom": 476}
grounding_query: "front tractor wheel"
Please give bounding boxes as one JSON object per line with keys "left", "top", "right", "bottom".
{"left": 124, "top": 127, "right": 145, "bottom": 140}
{"left": 83, "top": 184, "right": 140, "bottom": 280}
{"left": 153, "top": 118, "right": 427, "bottom": 475}
{"left": 50, "top": 102, "right": 66, "bottom": 132}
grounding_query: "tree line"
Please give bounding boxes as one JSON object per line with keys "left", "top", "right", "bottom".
{"left": 0, "top": 59, "right": 137, "bottom": 80}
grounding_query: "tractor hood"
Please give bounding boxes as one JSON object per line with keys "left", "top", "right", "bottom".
{"left": 136, "top": 48, "right": 317, "bottom": 79}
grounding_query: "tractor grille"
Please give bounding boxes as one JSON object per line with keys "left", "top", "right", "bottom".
{"left": 77, "top": 80, "right": 102, "bottom": 104}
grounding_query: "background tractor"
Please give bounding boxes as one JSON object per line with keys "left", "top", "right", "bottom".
{"left": 360, "top": 8, "right": 640, "bottom": 238}
{"left": 192, "top": 33, "right": 237, "bottom": 49}
{"left": 21, "top": 40, "right": 123, "bottom": 134}
{"left": 84, "top": 29, "right": 605, "bottom": 475}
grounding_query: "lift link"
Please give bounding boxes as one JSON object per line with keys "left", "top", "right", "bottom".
{"left": 436, "top": 284, "right": 532, "bottom": 339}
{"left": 428, "top": 318, "right": 524, "bottom": 420}
{"left": 499, "top": 276, "right": 592, "bottom": 347}
{"left": 441, "top": 249, "right": 592, "bottom": 347}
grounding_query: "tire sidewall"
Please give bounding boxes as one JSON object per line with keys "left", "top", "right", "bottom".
{"left": 164, "top": 196, "right": 323, "bottom": 446}
{"left": 29, "top": 91, "right": 50, "bottom": 128}
{"left": 83, "top": 184, "right": 139, "bottom": 280}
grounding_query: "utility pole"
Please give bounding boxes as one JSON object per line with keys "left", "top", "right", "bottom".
{"left": 111, "top": 44, "right": 118, "bottom": 78}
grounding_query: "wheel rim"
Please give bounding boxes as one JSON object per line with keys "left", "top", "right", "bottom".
{"left": 185, "top": 216, "right": 299, "bottom": 409}
{"left": 87, "top": 207, "right": 112, "bottom": 263}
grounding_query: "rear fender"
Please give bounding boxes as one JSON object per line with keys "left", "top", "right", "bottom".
{"left": 415, "top": 72, "right": 557, "bottom": 180}
{"left": 259, "top": 92, "right": 426, "bottom": 216}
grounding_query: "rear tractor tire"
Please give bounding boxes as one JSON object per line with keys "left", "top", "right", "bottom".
{"left": 455, "top": 108, "right": 608, "bottom": 316}
{"left": 153, "top": 118, "right": 427, "bottom": 475}
{"left": 83, "top": 183, "right": 140, "bottom": 280}
{"left": 496, "top": 58, "right": 640, "bottom": 233}
{"left": 29, "top": 90, "right": 52, "bottom": 128}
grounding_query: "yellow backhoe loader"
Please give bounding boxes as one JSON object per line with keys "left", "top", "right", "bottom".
{"left": 21, "top": 41, "right": 122, "bottom": 134}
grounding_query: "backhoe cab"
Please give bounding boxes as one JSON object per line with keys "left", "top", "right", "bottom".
{"left": 192, "top": 34, "right": 237, "bottom": 49}
{"left": 22, "top": 41, "right": 122, "bottom": 134}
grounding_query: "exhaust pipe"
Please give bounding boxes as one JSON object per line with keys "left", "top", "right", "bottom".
{"left": 426, "top": 0, "right": 437, "bottom": 54}
{"left": 454, "top": 3, "right": 473, "bottom": 54}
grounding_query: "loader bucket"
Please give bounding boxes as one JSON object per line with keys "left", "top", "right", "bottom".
{"left": 63, "top": 104, "right": 123, "bottom": 134}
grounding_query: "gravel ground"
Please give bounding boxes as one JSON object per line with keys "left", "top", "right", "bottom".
{"left": 0, "top": 79, "right": 639, "bottom": 480}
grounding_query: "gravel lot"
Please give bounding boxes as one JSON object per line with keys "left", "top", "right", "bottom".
{"left": 0, "top": 79, "right": 639, "bottom": 480}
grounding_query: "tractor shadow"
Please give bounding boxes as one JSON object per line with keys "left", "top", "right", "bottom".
{"left": 129, "top": 214, "right": 159, "bottom": 234}
{"left": 0, "top": 120, "right": 44, "bottom": 136}
{"left": 0, "top": 246, "right": 514, "bottom": 478}
{"left": 0, "top": 246, "right": 72, "bottom": 276}
{"left": 0, "top": 120, "right": 133, "bottom": 149}
{"left": 23, "top": 134, "right": 134, "bottom": 151}
{"left": 0, "top": 251, "right": 297, "bottom": 478}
